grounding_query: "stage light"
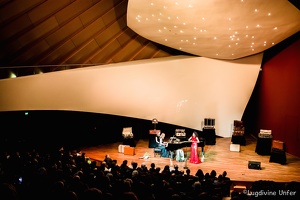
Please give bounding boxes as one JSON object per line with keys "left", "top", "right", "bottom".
{"left": 152, "top": 118, "right": 158, "bottom": 130}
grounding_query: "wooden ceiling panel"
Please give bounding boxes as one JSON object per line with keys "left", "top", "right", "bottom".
{"left": 19, "top": 17, "right": 59, "bottom": 47}
{"left": 101, "top": 0, "right": 127, "bottom": 26}
{"left": 0, "top": 0, "right": 43, "bottom": 23}
{"left": 0, "top": 14, "right": 32, "bottom": 42}
{"left": 0, "top": 0, "right": 175, "bottom": 78}
{"left": 111, "top": 36, "right": 150, "bottom": 63}
{"left": 90, "top": 39, "right": 123, "bottom": 64}
{"left": 38, "top": 40, "right": 76, "bottom": 65}
{"left": 46, "top": 40, "right": 78, "bottom": 65}
{"left": 28, "top": 0, "right": 72, "bottom": 24}
{"left": 65, "top": 40, "right": 101, "bottom": 64}
{"left": 131, "top": 43, "right": 167, "bottom": 60}
{"left": 72, "top": 18, "right": 106, "bottom": 47}
{"left": 79, "top": 0, "right": 119, "bottom": 26}
{"left": 94, "top": 17, "right": 127, "bottom": 47}
{"left": 33, "top": 18, "right": 88, "bottom": 66}
{"left": 6, "top": 17, "right": 59, "bottom": 66}
{"left": 44, "top": 18, "right": 84, "bottom": 47}
{"left": 153, "top": 50, "right": 176, "bottom": 58}
{"left": 12, "top": 40, "right": 50, "bottom": 65}
{"left": 54, "top": 0, "right": 94, "bottom": 25}
{"left": 116, "top": 28, "right": 138, "bottom": 48}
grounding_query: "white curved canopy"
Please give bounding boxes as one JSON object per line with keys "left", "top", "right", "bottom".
{"left": 127, "top": 0, "right": 300, "bottom": 60}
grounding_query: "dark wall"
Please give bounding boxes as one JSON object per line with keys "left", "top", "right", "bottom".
{"left": 0, "top": 110, "right": 199, "bottom": 153}
{"left": 243, "top": 33, "right": 300, "bottom": 158}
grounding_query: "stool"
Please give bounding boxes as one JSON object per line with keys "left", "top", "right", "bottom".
{"left": 230, "top": 143, "right": 240, "bottom": 152}
{"left": 118, "top": 144, "right": 129, "bottom": 153}
{"left": 154, "top": 148, "right": 162, "bottom": 157}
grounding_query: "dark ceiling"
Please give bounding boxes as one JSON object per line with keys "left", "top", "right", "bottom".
{"left": 0, "top": 0, "right": 298, "bottom": 80}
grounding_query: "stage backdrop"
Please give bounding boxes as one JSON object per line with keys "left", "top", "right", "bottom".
{"left": 0, "top": 55, "right": 262, "bottom": 137}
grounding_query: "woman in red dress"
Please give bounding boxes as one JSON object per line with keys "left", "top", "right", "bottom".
{"left": 188, "top": 131, "right": 201, "bottom": 164}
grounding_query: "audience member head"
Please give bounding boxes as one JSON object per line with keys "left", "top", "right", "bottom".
{"left": 0, "top": 183, "right": 18, "bottom": 200}
{"left": 150, "top": 162, "right": 155, "bottom": 169}
{"left": 195, "top": 169, "right": 204, "bottom": 180}
{"left": 81, "top": 188, "right": 103, "bottom": 200}
{"left": 192, "top": 131, "right": 198, "bottom": 137}
{"left": 64, "top": 190, "right": 78, "bottom": 200}
{"left": 186, "top": 168, "right": 191, "bottom": 175}
{"left": 131, "top": 161, "right": 138, "bottom": 169}
{"left": 121, "top": 191, "right": 139, "bottom": 200}
{"left": 204, "top": 173, "right": 210, "bottom": 180}
{"left": 217, "top": 174, "right": 223, "bottom": 183}
{"left": 170, "top": 193, "right": 183, "bottom": 199}
{"left": 210, "top": 170, "right": 217, "bottom": 178}
{"left": 155, "top": 167, "right": 161, "bottom": 173}
{"left": 123, "top": 178, "right": 133, "bottom": 192}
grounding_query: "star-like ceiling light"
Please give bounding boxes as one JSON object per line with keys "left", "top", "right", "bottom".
{"left": 127, "top": 0, "right": 300, "bottom": 60}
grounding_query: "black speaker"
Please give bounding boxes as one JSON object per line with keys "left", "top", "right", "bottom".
{"left": 148, "top": 134, "right": 158, "bottom": 148}
{"left": 248, "top": 161, "right": 261, "bottom": 170}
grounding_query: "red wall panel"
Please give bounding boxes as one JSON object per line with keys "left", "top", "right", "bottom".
{"left": 258, "top": 38, "right": 300, "bottom": 157}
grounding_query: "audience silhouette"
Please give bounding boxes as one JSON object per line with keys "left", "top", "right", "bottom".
{"left": 0, "top": 146, "right": 298, "bottom": 200}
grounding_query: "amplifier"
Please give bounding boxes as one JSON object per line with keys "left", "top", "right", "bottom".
{"left": 124, "top": 146, "right": 135, "bottom": 155}
{"left": 260, "top": 129, "right": 272, "bottom": 134}
{"left": 233, "top": 131, "right": 244, "bottom": 136}
{"left": 258, "top": 133, "right": 273, "bottom": 138}
{"left": 272, "top": 140, "right": 285, "bottom": 150}
{"left": 204, "top": 118, "right": 215, "bottom": 127}
{"left": 259, "top": 129, "right": 272, "bottom": 138}
{"left": 248, "top": 161, "right": 261, "bottom": 170}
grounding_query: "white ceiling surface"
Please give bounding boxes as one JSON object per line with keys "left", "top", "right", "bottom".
{"left": 0, "top": 55, "right": 262, "bottom": 137}
{"left": 127, "top": 0, "right": 300, "bottom": 60}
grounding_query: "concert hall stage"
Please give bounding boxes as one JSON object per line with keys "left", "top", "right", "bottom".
{"left": 81, "top": 135, "right": 300, "bottom": 183}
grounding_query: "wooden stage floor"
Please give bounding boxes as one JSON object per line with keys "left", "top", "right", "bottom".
{"left": 81, "top": 136, "right": 300, "bottom": 183}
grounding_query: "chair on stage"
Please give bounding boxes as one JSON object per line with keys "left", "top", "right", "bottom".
{"left": 175, "top": 149, "right": 185, "bottom": 162}
{"left": 153, "top": 147, "right": 162, "bottom": 157}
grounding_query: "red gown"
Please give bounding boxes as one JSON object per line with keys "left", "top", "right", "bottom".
{"left": 189, "top": 136, "right": 201, "bottom": 164}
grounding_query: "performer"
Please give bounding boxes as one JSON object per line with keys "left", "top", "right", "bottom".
{"left": 188, "top": 131, "right": 201, "bottom": 164}
{"left": 155, "top": 132, "right": 169, "bottom": 158}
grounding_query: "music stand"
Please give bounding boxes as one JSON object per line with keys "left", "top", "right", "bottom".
{"left": 181, "top": 141, "right": 191, "bottom": 169}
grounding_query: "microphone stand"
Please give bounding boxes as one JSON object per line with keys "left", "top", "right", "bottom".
{"left": 183, "top": 141, "right": 190, "bottom": 169}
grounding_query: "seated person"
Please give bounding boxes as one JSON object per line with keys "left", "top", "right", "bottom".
{"left": 155, "top": 132, "right": 169, "bottom": 158}
{"left": 104, "top": 154, "right": 113, "bottom": 169}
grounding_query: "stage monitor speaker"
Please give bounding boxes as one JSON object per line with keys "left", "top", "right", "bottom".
{"left": 248, "top": 161, "right": 261, "bottom": 170}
